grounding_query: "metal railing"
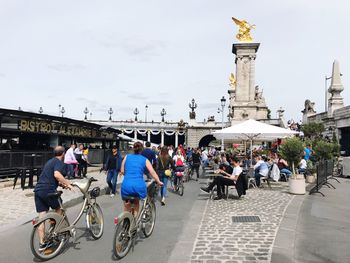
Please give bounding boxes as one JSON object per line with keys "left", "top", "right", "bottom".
{"left": 309, "top": 159, "right": 339, "bottom": 196}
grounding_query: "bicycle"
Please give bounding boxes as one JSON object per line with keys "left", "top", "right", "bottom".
{"left": 30, "top": 177, "right": 104, "bottom": 261}
{"left": 113, "top": 180, "right": 158, "bottom": 259}
{"left": 184, "top": 163, "right": 193, "bottom": 182}
{"left": 170, "top": 170, "right": 184, "bottom": 196}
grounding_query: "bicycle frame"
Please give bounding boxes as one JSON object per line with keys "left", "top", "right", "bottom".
{"left": 32, "top": 178, "right": 96, "bottom": 235}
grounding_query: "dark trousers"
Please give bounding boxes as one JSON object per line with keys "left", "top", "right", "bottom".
{"left": 192, "top": 164, "right": 200, "bottom": 179}
{"left": 208, "top": 176, "right": 235, "bottom": 197}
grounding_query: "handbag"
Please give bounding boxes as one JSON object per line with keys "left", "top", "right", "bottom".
{"left": 164, "top": 169, "right": 172, "bottom": 177}
{"left": 161, "top": 158, "right": 172, "bottom": 177}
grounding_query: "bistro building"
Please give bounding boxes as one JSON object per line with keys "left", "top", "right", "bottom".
{"left": 0, "top": 108, "right": 120, "bottom": 151}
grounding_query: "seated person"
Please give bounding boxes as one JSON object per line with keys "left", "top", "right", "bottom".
{"left": 298, "top": 158, "right": 307, "bottom": 174}
{"left": 276, "top": 154, "right": 292, "bottom": 177}
{"left": 200, "top": 156, "right": 241, "bottom": 200}
{"left": 254, "top": 155, "right": 269, "bottom": 187}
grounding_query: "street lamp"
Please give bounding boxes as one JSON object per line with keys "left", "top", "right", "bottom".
{"left": 38, "top": 107, "right": 43, "bottom": 114}
{"left": 145, "top": 105, "right": 148, "bottom": 122}
{"left": 160, "top": 108, "right": 166, "bottom": 122}
{"left": 58, "top": 104, "right": 61, "bottom": 116}
{"left": 60, "top": 107, "right": 65, "bottom": 117}
{"left": 108, "top": 107, "right": 113, "bottom": 121}
{"left": 134, "top": 107, "right": 139, "bottom": 122}
{"left": 84, "top": 107, "right": 89, "bottom": 120}
{"left": 217, "top": 96, "right": 226, "bottom": 151}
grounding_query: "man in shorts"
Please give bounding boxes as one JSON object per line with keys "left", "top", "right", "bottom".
{"left": 34, "top": 146, "right": 73, "bottom": 251}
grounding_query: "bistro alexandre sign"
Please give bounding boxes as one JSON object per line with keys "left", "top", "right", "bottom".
{"left": 18, "top": 119, "right": 99, "bottom": 138}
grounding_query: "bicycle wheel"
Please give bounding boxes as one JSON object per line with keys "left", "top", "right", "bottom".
{"left": 86, "top": 203, "right": 104, "bottom": 240}
{"left": 178, "top": 179, "right": 184, "bottom": 196}
{"left": 113, "top": 217, "right": 132, "bottom": 259}
{"left": 142, "top": 201, "right": 156, "bottom": 237}
{"left": 169, "top": 176, "right": 175, "bottom": 191}
{"left": 30, "top": 217, "right": 68, "bottom": 261}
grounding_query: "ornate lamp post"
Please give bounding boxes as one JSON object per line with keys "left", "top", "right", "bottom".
{"left": 134, "top": 107, "right": 139, "bottom": 122}
{"left": 108, "top": 107, "right": 113, "bottom": 121}
{"left": 83, "top": 107, "right": 89, "bottom": 120}
{"left": 38, "top": 107, "right": 43, "bottom": 114}
{"left": 189, "top": 98, "right": 197, "bottom": 119}
{"left": 145, "top": 105, "right": 148, "bottom": 122}
{"left": 61, "top": 107, "right": 65, "bottom": 117}
{"left": 160, "top": 108, "right": 166, "bottom": 122}
{"left": 58, "top": 104, "right": 61, "bottom": 116}
{"left": 217, "top": 96, "right": 226, "bottom": 151}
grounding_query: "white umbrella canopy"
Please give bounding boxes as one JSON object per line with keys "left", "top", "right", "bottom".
{"left": 212, "top": 119, "right": 298, "bottom": 141}
{"left": 212, "top": 119, "right": 298, "bottom": 165}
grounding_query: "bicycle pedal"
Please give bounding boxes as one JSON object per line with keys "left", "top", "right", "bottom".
{"left": 70, "top": 228, "right": 77, "bottom": 242}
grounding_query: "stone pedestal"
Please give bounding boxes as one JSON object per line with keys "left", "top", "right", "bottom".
{"left": 230, "top": 43, "right": 268, "bottom": 122}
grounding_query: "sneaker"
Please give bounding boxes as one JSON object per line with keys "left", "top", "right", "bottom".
{"left": 213, "top": 196, "right": 223, "bottom": 200}
{"left": 38, "top": 241, "right": 53, "bottom": 252}
{"left": 200, "top": 187, "right": 210, "bottom": 193}
{"left": 110, "top": 194, "right": 115, "bottom": 198}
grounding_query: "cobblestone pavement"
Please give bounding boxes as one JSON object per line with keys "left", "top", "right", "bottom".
{"left": 191, "top": 183, "right": 294, "bottom": 263}
{"left": 0, "top": 168, "right": 107, "bottom": 231}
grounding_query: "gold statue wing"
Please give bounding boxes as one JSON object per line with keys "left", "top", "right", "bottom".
{"left": 229, "top": 73, "right": 236, "bottom": 83}
{"left": 232, "top": 17, "right": 243, "bottom": 27}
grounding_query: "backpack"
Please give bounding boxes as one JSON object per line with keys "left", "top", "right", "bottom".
{"left": 176, "top": 157, "right": 184, "bottom": 167}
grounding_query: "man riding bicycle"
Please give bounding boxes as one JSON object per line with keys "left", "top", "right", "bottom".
{"left": 33, "top": 146, "right": 73, "bottom": 251}
{"left": 120, "top": 142, "right": 163, "bottom": 218}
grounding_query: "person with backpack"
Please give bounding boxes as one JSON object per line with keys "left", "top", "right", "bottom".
{"left": 173, "top": 149, "right": 185, "bottom": 190}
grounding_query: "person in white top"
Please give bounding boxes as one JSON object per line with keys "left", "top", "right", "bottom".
{"left": 298, "top": 158, "right": 307, "bottom": 174}
{"left": 64, "top": 144, "right": 77, "bottom": 178}
{"left": 173, "top": 149, "right": 185, "bottom": 188}
{"left": 200, "top": 156, "right": 242, "bottom": 200}
{"left": 254, "top": 155, "right": 269, "bottom": 187}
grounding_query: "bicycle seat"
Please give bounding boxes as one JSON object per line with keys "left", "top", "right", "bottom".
{"left": 123, "top": 196, "right": 138, "bottom": 202}
{"left": 47, "top": 191, "right": 63, "bottom": 198}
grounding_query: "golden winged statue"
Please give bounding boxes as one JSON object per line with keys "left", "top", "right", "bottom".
{"left": 229, "top": 73, "right": 236, "bottom": 88}
{"left": 232, "top": 17, "right": 255, "bottom": 42}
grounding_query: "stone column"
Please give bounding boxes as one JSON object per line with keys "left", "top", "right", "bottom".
{"left": 233, "top": 43, "right": 259, "bottom": 102}
{"left": 147, "top": 130, "right": 151, "bottom": 142}
{"left": 134, "top": 128, "right": 137, "bottom": 140}
{"left": 328, "top": 60, "right": 344, "bottom": 116}
{"left": 161, "top": 129, "right": 164, "bottom": 146}
{"left": 175, "top": 131, "right": 178, "bottom": 148}
{"left": 249, "top": 55, "right": 256, "bottom": 102}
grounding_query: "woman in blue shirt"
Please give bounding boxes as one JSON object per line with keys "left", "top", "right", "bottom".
{"left": 120, "top": 142, "right": 163, "bottom": 217}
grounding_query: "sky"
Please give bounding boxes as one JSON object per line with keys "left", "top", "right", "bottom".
{"left": 0, "top": 0, "right": 349, "bottom": 123}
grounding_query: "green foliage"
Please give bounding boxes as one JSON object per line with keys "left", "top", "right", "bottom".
{"left": 301, "top": 122, "right": 325, "bottom": 139}
{"left": 306, "top": 160, "right": 316, "bottom": 174}
{"left": 279, "top": 137, "right": 304, "bottom": 174}
{"left": 313, "top": 140, "right": 339, "bottom": 160}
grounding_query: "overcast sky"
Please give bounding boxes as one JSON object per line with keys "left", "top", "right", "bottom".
{"left": 0, "top": 0, "right": 349, "bottom": 123}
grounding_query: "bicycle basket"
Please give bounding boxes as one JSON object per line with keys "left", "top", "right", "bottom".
{"left": 90, "top": 187, "right": 100, "bottom": 198}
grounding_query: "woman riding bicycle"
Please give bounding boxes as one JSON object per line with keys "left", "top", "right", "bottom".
{"left": 120, "top": 142, "right": 163, "bottom": 217}
{"left": 172, "top": 149, "right": 185, "bottom": 190}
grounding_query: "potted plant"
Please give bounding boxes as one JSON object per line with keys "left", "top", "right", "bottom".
{"left": 305, "top": 160, "right": 316, "bottom": 183}
{"left": 279, "top": 137, "right": 305, "bottom": 194}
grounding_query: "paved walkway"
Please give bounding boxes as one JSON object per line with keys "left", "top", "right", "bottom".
{"left": 0, "top": 167, "right": 107, "bottom": 233}
{"left": 190, "top": 182, "right": 294, "bottom": 263}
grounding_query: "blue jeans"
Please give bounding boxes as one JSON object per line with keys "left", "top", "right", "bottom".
{"left": 280, "top": 168, "right": 292, "bottom": 177}
{"left": 66, "top": 164, "right": 75, "bottom": 178}
{"left": 255, "top": 173, "right": 265, "bottom": 187}
{"left": 106, "top": 169, "right": 118, "bottom": 194}
{"left": 158, "top": 171, "right": 168, "bottom": 198}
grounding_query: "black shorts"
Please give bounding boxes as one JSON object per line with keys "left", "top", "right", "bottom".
{"left": 34, "top": 191, "right": 61, "bottom": 213}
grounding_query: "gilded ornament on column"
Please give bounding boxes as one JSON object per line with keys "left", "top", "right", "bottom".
{"left": 232, "top": 17, "right": 255, "bottom": 42}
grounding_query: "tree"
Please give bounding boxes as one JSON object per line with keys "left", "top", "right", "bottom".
{"left": 279, "top": 137, "right": 304, "bottom": 175}
{"left": 301, "top": 122, "right": 325, "bottom": 140}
